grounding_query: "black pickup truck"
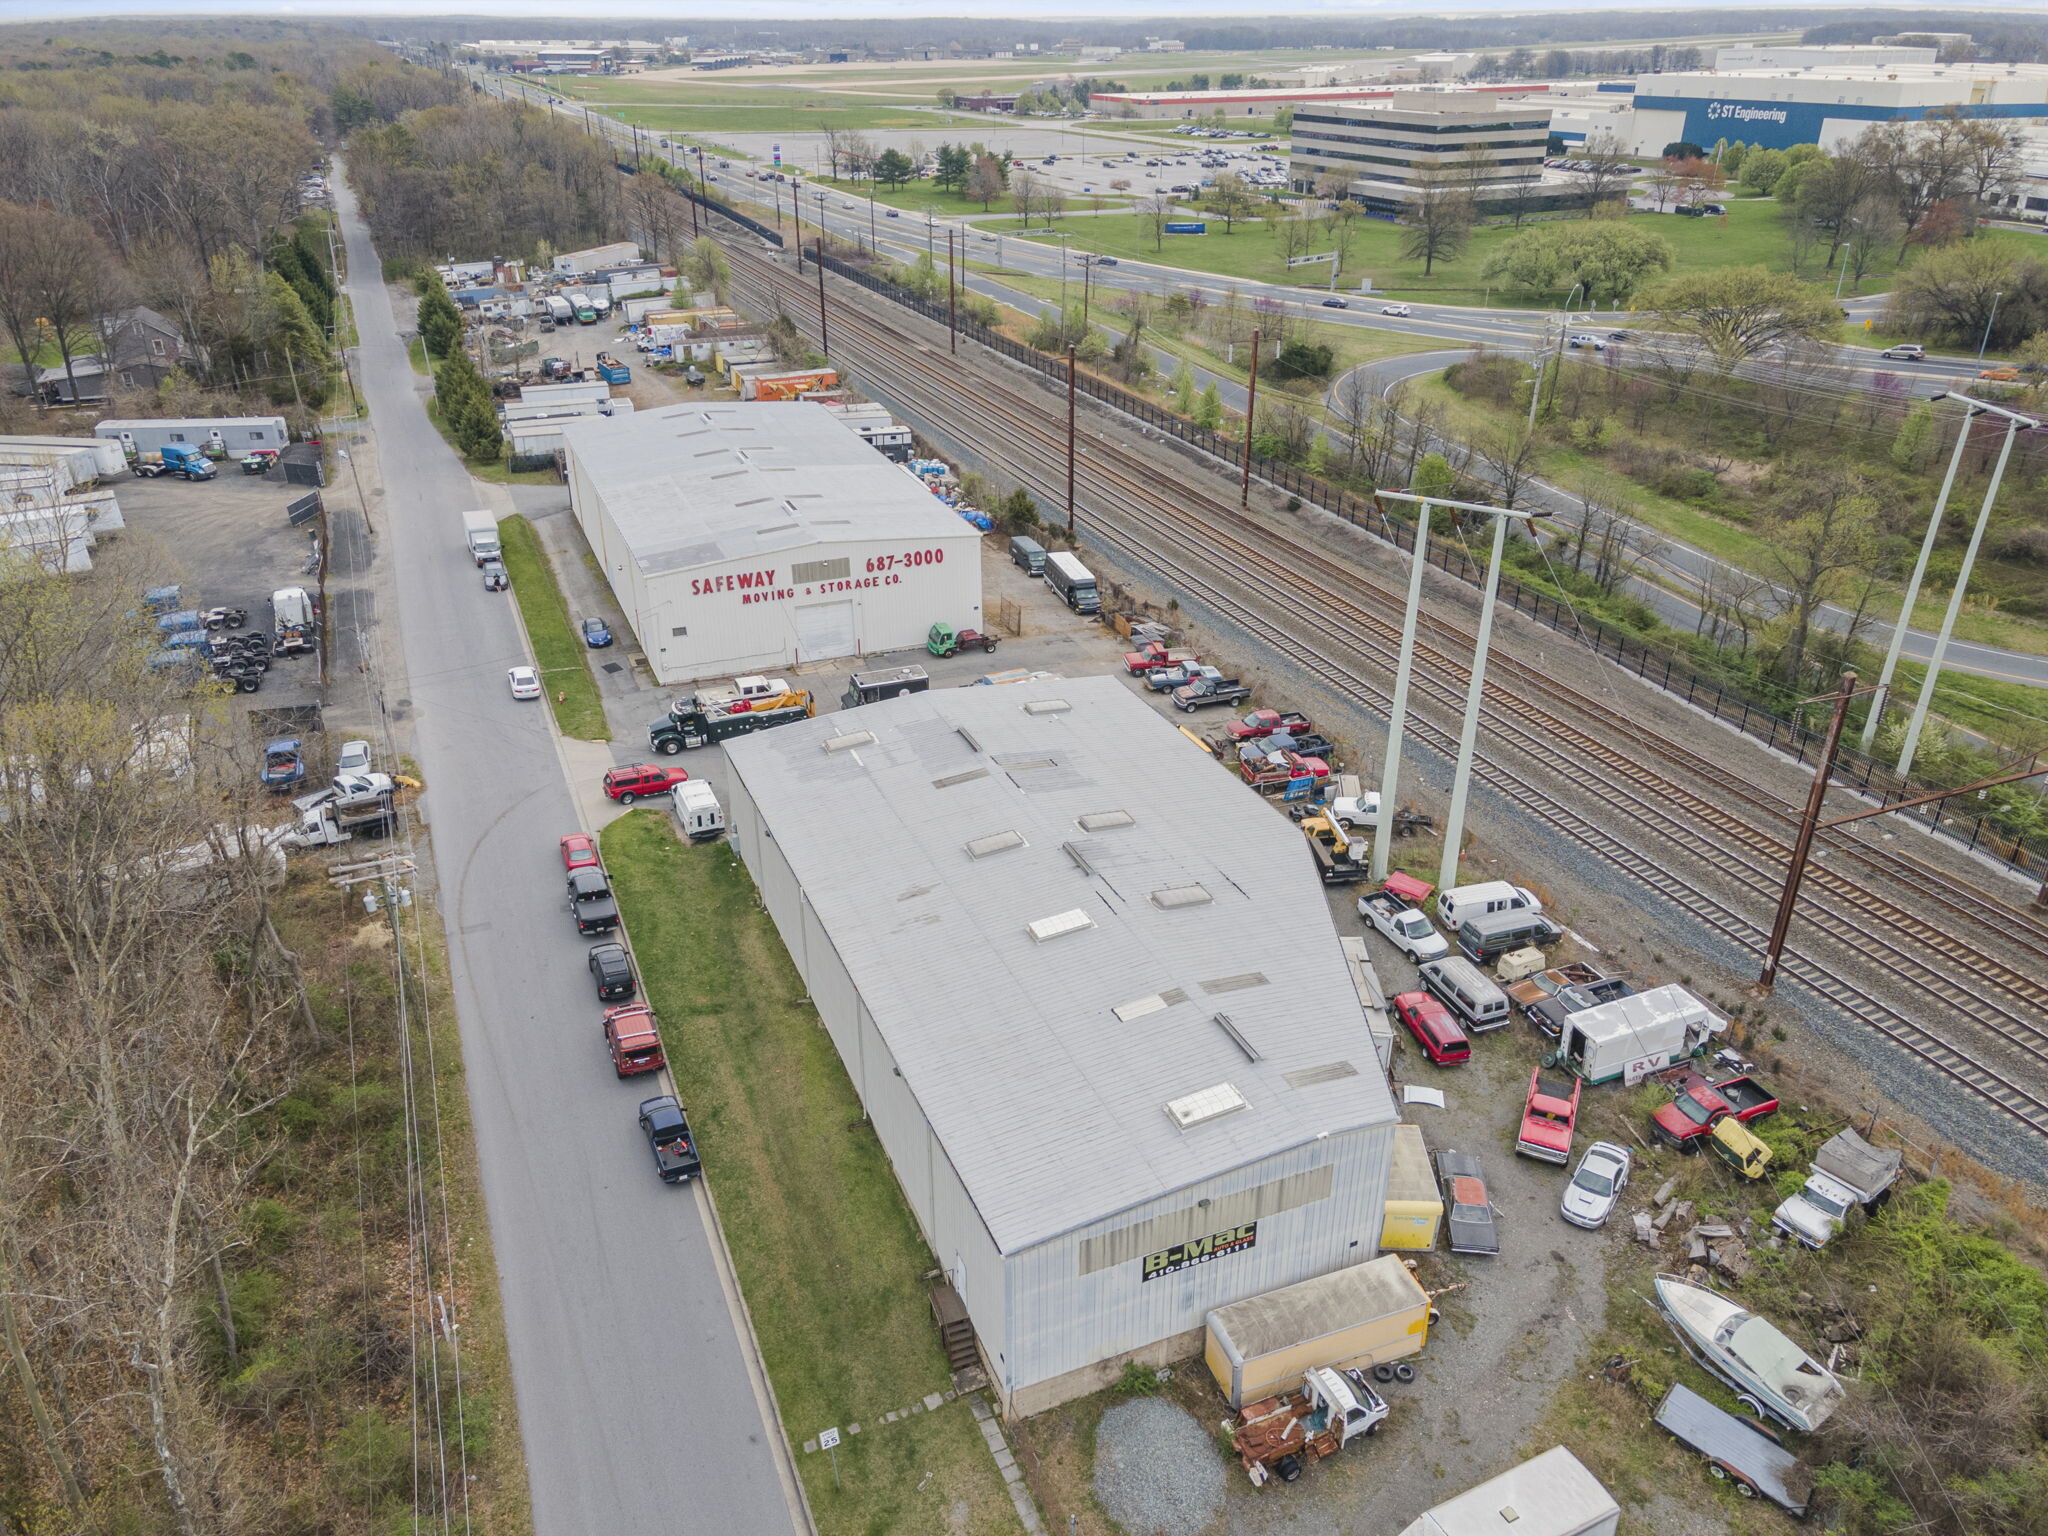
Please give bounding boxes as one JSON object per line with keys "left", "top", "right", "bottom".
{"left": 638, "top": 1096, "right": 701, "bottom": 1184}
{"left": 567, "top": 867, "right": 620, "bottom": 936}
{"left": 1172, "top": 676, "right": 1252, "bottom": 713}
{"left": 1526, "top": 978, "right": 1632, "bottom": 1038}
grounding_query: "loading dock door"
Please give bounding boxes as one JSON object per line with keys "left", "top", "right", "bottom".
{"left": 793, "top": 600, "right": 856, "bottom": 662}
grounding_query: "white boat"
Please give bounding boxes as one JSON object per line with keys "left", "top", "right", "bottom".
{"left": 1652, "top": 1275, "right": 1844, "bottom": 1433}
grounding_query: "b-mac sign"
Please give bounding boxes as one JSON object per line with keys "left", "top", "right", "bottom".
{"left": 1142, "top": 1222, "right": 1257, "bottom": 1281}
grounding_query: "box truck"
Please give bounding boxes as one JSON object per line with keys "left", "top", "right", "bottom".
{"left": 1205, "top": 1254, "right": 1431, "bottom": 1409}
{"left": 1397, "top": 1447, "right": 1619, "bottom": 1536}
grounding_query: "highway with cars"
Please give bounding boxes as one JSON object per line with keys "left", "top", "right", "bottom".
{"left": 477, "top": 69, "right": 2048, "bottom": 690}
{"left": 332, "top": 167, "right": 803, "bottom": 1536}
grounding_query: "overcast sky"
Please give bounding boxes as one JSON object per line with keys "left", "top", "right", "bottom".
{"left": 3, "top": 0, "right": 1975, "bottom": 19}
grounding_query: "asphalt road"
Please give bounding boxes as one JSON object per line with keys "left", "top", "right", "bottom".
{"left": 333, "top": 169, "right": 802, "bottom": 1536}
{"left": 480, "top": 70, "right": 2048, "bottom": 691}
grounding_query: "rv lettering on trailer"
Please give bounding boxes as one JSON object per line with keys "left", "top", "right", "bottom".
{"left": 1141, "top": 1222, "right": 1258, "bottom": 1282}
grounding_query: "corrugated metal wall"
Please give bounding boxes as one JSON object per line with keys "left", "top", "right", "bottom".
{"left": 729, "top": 773, "right": 1007, "bottom": 1364}
{"left": 1000, "top": 1124, "right": 1395, "bottom": 1397}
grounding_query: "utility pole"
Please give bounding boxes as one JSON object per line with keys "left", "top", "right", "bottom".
{"left": 816, "top": 240, "right": 830, "bottom": 356}
{"left": 1067, "top": 344, "right": 1078, "bottom": 537}
{"left": 1371, "top": 496, "right": 1433, "bottom": 883}
{"left": 1756, "top": 671, "right": 1860, "bottom": 993}
{"left": 1897, "top": 401, "right": 2036, "bottom": 778}
{"left": 947, "top": 229, "right": 958, "bottom": 352}
{"left": 1861, "top": 397, "right": 1977, "bottom": 751}
{"left": 1240, "top": 328, "right": 1261, "bottom": 508}
{"left": 794, "top": 195, "right": 804, "bottom": 272}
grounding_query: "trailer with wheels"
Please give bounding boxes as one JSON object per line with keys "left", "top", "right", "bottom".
{"left": 1653, "top": 1383, "right": 1811, "bottom": 1517}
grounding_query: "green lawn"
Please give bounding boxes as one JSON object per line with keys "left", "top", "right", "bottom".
{"left": 599, "top": 815, "right": 1022, "bottom": 1536}
{"left": 972, "top": 199, "right": 1890, "bottom": 304}
{"left": 496, "top": 515, "right": 611, "bottom": 741}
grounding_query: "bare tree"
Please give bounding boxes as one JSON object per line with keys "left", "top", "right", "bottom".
{"left": 1577, "top": 131, "right": 1635, "bottom": 215}
{"left": 1475, "top": 426, "right": 1543, "bottom": 509}
{"left": 1398, "top": 167, "right": 1475, "bottom": 276}
{"left": 1137, "top": 192, "right": 1175, "bottom": 252}
{"left": 1758, "top": 471, "right": 1881, "bottom": 685}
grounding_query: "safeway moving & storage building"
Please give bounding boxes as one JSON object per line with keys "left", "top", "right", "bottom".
{"left": 723, "top": 676, "right": 1400, "bottom": 1414}
{"left": 561, "top": 401, "right": 982, "bottom": 685}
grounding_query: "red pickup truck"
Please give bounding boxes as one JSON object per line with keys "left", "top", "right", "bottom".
{"left": 1226, "top": 708, "right": 1312, "bottom": 742}
{"left": 1239, "top": 748, "right": 1330, "bottom": 793}
{"left": 1515, "top": 1067, "right": 1582, "bottom": 1164}
{"left": 1651, "top": 1073, "right": 1778, "bottom": 1150}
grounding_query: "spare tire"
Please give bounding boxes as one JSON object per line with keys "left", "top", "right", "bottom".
{"left": 1373, "top": 1364, "right": 1396, "bottom": 1383}
{"left": 1394, "top": 1363, "right": 1416, "bottom": 1383}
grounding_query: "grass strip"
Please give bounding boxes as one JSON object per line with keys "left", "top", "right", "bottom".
{"left": 496, "top": 514, "right": 610, "bottom": 741}
{"left": 599, "top": 813, "right": 1023, "bottom": 1536}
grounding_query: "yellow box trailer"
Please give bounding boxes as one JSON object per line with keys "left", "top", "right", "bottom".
{"left": 1205, "top": 1254, "right": 1431, "bottom": 1408}
{"left": 1381, "top": 1123, "right": 1444, "bottom": 1251}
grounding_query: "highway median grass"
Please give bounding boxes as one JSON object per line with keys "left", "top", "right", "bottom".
{"left": 599, "top": 814, "right": 1023, "bottom": 1536}
{"left": 497, "top": 515, "right": 610, "bottom": 741}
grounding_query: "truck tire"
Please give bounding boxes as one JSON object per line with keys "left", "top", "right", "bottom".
{"left": 1276, "top": 1455, "right": 1302, "bottom": 1483}
{"left": 1394, "top": 1363, "right": 1416, "bottom": 1383}
{"left": 656, "top": 738, "right": 683, "bottom": 756}
{"left": 1373, "top": 1364, "right": 1395, "bottom": 1383}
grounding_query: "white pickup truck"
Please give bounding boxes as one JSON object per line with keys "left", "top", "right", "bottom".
{"left": 1357, "top": 884, "right": 1448, "bottom": 962}
{"left": 1771, "top": 1129, "right": 1902, "bottom": 1249}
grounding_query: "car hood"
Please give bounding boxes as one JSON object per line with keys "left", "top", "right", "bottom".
{"left": 1560, "top": 1183, "right": 1613, "bottom": 1222}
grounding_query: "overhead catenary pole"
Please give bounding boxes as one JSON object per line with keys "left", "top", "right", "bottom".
{"left": 793, "top": 192, "right": 803, "bottom": 272}
{"left": 816, "top": 239, "right": 829, "bottom": 356}
{"left": 1756, "top": 670, "right": 1860, "bottom": 993}
{"left": 1897, "top": 408, "right": 2032, "bottom": 777}
{"left": 1371, "top": 498, "right": 1433, "bottom": 883}
{"left": 1437, "top": 512, "right": 1512, "bottom": 894}
{"left": 1066, "top": 344, "right": 1078, "bottom": 536}
{"left": 1861, "top": 398, "right": 1977, "bottom": 750}
{"left": 948, "top": 228, "right": 957, "bottom": 352}
{"left": 1240, "top": 328, "right": 1262, "bottom": 508}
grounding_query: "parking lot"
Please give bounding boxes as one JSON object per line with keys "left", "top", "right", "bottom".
{"left": 115, "top": 463, "right": 341, "bottom": 738}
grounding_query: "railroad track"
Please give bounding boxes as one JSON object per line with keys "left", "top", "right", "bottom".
{"left": 721, "top": 243, "right": 2048, "bottom": 1143}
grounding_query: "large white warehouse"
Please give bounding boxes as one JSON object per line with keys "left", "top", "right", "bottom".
{"left": 562, "top": 402, "right": 982, "bottom": 686}
{"left": 723, "top": 676, "right": 1400, "bottom": 1415}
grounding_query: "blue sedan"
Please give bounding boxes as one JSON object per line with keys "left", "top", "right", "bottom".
{"left": 581, "top": 617, "right": 613, "bottom": 648}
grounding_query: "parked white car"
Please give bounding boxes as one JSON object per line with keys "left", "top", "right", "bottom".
{"left": 1561, "top": 1141, "right": 1632, "bottom": 1228}
{"left": 336, "top": 738, "right": 373, "bottom": 775}
{"left": 508, "top": 666, "right": 542, "bottom": 700}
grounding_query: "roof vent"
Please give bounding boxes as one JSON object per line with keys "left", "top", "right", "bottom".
{"left": 1150, "top": 883, "right": 1213, "bottom": 910}
{"left": 1023, "top": 698, "right": 1070, "bottom": 715}
{"left": 823, "top": 731, "right": 874, "bottom": 752}
{"left": 1062, "top": 841, "right": 1097, "bottom": 877}
{"left": 932, "top": 767, "right": 990, "bottom": 789}
{"left": 1212, "top": 1013, "right": 1261, "bottom": 1063}
{"left": 956, "top": 726, "right": 983, "bottom": 753}
{"left": 996, "top": 756, "right": 1057, "bottom": 771}
{"left": 1077, "top": 810, "right": 1134, "bottom": 832}
{"left": 1165, "top": 1082, "right": 1248, "bottom": 1131}
{"left": 966, "top": 830, "right": 1025, "bottom": 859}
{"left": 1026, "top": 908, "right": 1095, "bottom": 943}
{"left": 1285, "top": 1061, "right": 1359, "bottom": 1089}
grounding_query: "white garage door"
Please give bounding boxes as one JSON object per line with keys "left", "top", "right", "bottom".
{"left": 793, "top": 600, "right": 856, "bottom": 662}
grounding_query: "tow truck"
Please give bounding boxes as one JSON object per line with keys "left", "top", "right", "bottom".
{"left": 1300, "top": 810, "right": 1369, "bottom": 883}
{"left": 1515, "top": 1067, "right": 1582, "bottom": 1164}
{"left": 1225, "top": 1367, "right": 1388, "bottom": 1487}
{"left": 648, "top": 677, "right": 814, "bottom": 754}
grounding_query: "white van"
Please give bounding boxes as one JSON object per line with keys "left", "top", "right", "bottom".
{"left": 1417, "top": 957, "right": 1511, "bottom": 1032}
{"left": 1435, "top": 880, "right": 1540, "bottom": 932}
{"left": 672, "top": 779, "right": 725, "bottom": 841}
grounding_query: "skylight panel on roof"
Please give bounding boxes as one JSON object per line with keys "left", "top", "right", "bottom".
{"left": 1112, "top": 986, "right": 1188, "bottom": 1023}
{"left": 932, "top": 768, "right": 990, "bottom": 789}
{"left": 966, "top": 830, "right": 1025, "bottom": 859}
{"left": 1026, "top": 908, "right": 1094, "bottom": 943}
{"left": 1150, "top": 883, "right": 1213, "bottom": 910}
{"left": 823, "top": 731, "right": 874, "bottom": 752}
{"left": 1165, "top": 1081, "right": 1248, "bottom": 1130}
{"left": 1023, "top": 699, "right": 1070, "bottom": 715}
{"left": 1201, "top": 972, "right": 1269, "bottom": 995}
{"left": 1077, "top": 810, "right": 1134, "bottom": 832}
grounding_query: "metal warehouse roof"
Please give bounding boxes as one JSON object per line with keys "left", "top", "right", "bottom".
{"left": 723, "top": 675, "right": 1399, "bottom": 1254}
{"left": 560, "top": 402, "right": 970, "bottom": 576}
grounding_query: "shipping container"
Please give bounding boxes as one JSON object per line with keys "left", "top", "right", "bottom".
{"left": 1205, "top": 1253, "right": 1430, "bottom": 1408}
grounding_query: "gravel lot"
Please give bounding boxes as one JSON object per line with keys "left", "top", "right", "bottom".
{"left": 1094, "top": 1397, "right": 1227, "bottom": 1536}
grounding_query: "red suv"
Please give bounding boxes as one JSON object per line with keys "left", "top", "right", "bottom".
{"left": 1394, "top": 990, "right": 1471, "bottom": 1066}
{"left": 603, "top": 763, "right": 690, "bottom": 804}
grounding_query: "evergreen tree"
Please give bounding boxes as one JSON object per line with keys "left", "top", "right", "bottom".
{"left": 1890, "top": 399, "right": 1934, "bottom": 471}
{"left": 1193, "top": 382, "right": 1223, "bottom": 431}
{"left": 1413, "top": 451, "right": 1456, "bottom": 499}
{"left": 417, "top": 283, "right": 463, "bottom": 360}
{"left": 1171, "top": 361, "right": 1195, "bottom": 413}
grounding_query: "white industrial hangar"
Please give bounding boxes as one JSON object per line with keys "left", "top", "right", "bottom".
{"left": 723, "top": 676, "right": 1399, "bottom": 1416}
{"left": 560, "top": 402, "right": 983, "bottom": 686}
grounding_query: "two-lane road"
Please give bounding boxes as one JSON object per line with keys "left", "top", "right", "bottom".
{"left": 332, "top": 169, "right": 802, "bottom": 1536}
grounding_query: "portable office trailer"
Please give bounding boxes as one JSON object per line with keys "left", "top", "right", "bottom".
{"left": 96, "top": 417, "right": 289, "bottom": 457}
{"left": 1379, "top": 1124, "right": 1442, "bottom": 1250}
{"left": 1205, "top": 1254, "right": 1430, "bottom": 1408}
{"left": 518, "top": 381, "right": 612, "bottom": 407}
{"left": 0, "top": 435, "right": 126, "bottom": 484}
{"left": 1553, "top": 984, "right": 1726, "bottom": 1085}
{"left": 1397, "top": 1447, "right": 1619, "bottom": 1536}
{"left": 553, "top": 241, "right": 642, "bottom": 274}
